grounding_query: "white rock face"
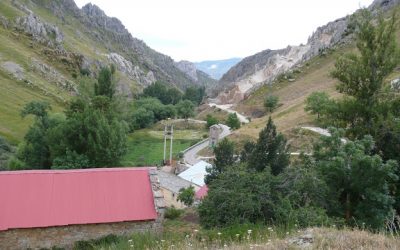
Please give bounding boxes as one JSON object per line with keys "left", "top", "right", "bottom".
{"left": 107, "top": 53, "right": 155, "bottom": 87}
{"left": 15, "top": 13, "right": 64, "bottom": 46}
{"left": 215, "top": 16, "right": 349, "bottom": 105}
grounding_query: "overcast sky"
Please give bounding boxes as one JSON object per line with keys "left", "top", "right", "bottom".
{"left": 74, "top": 0, "right": 374, "bottom": 62}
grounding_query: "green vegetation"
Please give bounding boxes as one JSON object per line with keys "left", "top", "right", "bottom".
{"left": 9, "top": 66, "right": 129, "bottom": 170}
{"left": 264, "top": 95, "right": 279, "bottom": 113}
{"left": 177, "top": 186, "right": 195, "bottom": 207}
{"left": 121, "top": 130, "right": 200, "bottom": 166}
{"left": 305, "top": 91, "right": 331, "bottom": 119}
{"left": 142, "top": 81, "right": 183, "bottom": 105}
{"left": 183, "top": 85, "right": 206, "bottom": 105}
{"left": 176, "top": 99, "right": 195, "bottom": 119}
{"left": 205, "top": 138, "right": 235, "bottom": 184}
{"left": 205, "top": 114, "right": 219, "bottom": 129}
{"left": 226, "top": 113, "right": 241, "bottom": 130}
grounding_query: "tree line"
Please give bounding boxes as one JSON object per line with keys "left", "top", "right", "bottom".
{"left": 6, "top": 67, "right": 205, "bottom": 170}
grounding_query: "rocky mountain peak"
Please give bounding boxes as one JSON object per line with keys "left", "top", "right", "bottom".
{"left": 81, "top": 3, "right": 127, "bottom": 34}
{"left": 175, "top": 61, "right": 198, "bottom": 82}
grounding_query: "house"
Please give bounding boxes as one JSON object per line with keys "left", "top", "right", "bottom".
{"left": 157, "top": 170, "right": 199, "bottom": 208}
{"left": 178, "top": 160, "right": 212, "bottom": 187}
{"left": 0, "top": 167, "right": 165, "bottom": 249}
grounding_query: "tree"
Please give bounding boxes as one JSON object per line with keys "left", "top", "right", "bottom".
{"left": 205, "top": 138, "right": 235, "bottom": 184}
{"left": 53, "top": 100, "right": 128, "bottom": 167}
{"left": 248, "top": 117, "right": 289, "bottom": 175}
{"left": 199, "top": 166, "right": 272, "bottom": 228}
{"left": 142, "top": 81, "right": 183, "bottom": 105}
{"left": 176, "top": 100, "right": 195, "bottom": 119}
{"left": 330, "top": 9, "right": 399, "bottom": 137}
{"left": 313, "top": 128, "right": 398, "bottom": 229}
{"left": 177, "top": 186, "right": 195, "bottom": 206}
{"left": 205, "top": 114, "right": 218, "bottom": 129}
{"left": 0, "top": 136, "right": 13, "bottom": 170}
{"left": 18, "top": 101, "right": 55, "bottom": 169}
{"left": 305, "top": 92, "right": 332, "bottom": 119}
{"left": 264, "top": 95, "right": 279, "bottom": 112}
{"left": 226, "top": 113, "right": 241, "bottom": 130}
{"left": 183, "top": 86, "right": 205, "bottom": 105}
{"left": 240, "top": 140, "right": 256, "bottom": 163}
{"left": 95, "top": 66, "right": 115, "bottom": 99}
{"left": 131, "top": 108, "right": 155, "bottom": 129}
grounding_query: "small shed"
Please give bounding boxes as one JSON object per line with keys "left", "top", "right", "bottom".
{"left": 0, "top": 167, "right": 165, "bottom": 249}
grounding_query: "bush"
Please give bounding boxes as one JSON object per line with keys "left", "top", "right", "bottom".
{"left": 74, "top": 234, "right": 119, "bottom": 250}
{"left": 164, "top": 206, "right": 184, "bottom": 220}
{"left": 264, "top": 95, "right": 279, "bottom": 112}
{"left": 205, "top": 114, "right": 219, "bottom": 129}
{"left": 226, "top": 113, "right": 240, "bottom": 130}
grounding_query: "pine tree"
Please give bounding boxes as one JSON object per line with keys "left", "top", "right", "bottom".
{"left": 205, "top": 138, "right": 235, "bottom": 184}
{"left": 248, "top": 117, "right": 289, "bottom": 175}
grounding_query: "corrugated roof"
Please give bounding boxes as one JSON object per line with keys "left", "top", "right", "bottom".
{"left": 195, "top": 185, "right": 209, "bottom": 200}
{"left": 0, "top": 168, "right": 157, "bottom": 231}
{"left": 178, "top": 161, "right": 211, "bottom": 187}
{"left": 157, "top": 170, "right": 193, "bottom": 194}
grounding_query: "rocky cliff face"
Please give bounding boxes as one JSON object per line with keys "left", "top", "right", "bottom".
{"left": 214, "top": 0, "right": 396, "bottom": 104}
{"left": 214, "top": 16, "right": 350, "bottom": 104}
{"left": 7, "top": 0, "right": 215, "bottom": 98}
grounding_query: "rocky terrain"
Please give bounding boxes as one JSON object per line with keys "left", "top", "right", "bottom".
{"left": 2, "top": 0, "right": 215, "bottom": 96}
{"left": 213, "top": 0, "right": 394, "bottom": 104}
{"left": 0, "top": 0, "right": 216, "bottom": 141}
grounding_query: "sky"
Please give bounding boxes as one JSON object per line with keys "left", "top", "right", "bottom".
{"left": 74, "top": 0, "right": 375, "bottom": 62}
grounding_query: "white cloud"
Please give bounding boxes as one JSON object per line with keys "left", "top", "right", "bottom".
{"left": 74, "top": 0, "right": 374, "bottom": 61}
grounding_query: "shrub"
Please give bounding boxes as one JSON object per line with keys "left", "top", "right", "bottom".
{"left": 164, "top": 206, "right": 184, "bottom": 220}
{"left": 264, "top": 95, "right": 279, "bottom": 113}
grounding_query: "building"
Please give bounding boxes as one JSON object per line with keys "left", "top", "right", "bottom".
{"left": 157, "top": 170, "right": 199, "bottom": 208}
{"left": 178, "top": 160, "right": 212, "bottom": 187}
{"left": 195, "top": 185, "right": 209, "bottom": 200}
{"left": 209, "top": 124, "right": 222, "bottom": 148}
{"left": 0, "top": 168, "right": 165, "bottom": 249}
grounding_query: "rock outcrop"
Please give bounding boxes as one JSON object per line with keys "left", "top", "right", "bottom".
{"left": 15, "top": 13, "right": 64, "bottom": 47}
{"left": 15, "top": 0, "right": 215, "bottom": 92}
{"left": 175, "top": 61, "right": 199, "bottom": 82}
{"left": 214, "top": 0, "right": 397, "bottom": 104}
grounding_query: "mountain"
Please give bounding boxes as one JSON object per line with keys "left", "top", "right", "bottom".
{"left": 0, "top": 0, "right": 215, "bottom": 142}
{"left": 194, "top": 58, "right": 242, "bottom": 80}
{"left": 175, "top": 60, "right": 217, "bottom": 89}
{"left": 213, "top": 0, "right": 396, "bottom": 104}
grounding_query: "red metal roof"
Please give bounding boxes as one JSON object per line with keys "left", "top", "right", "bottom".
{"left": 0, "top": 168, "right": 158, "bottom": 231}
{"left": 195, "top": 185, "right": 208, "bottom": 200}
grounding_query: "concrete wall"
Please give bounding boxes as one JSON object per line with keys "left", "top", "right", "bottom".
{"left": 161, "top": 187, "right": 186, "bottom": 209}
{"left": 0, "top": 220, "right": 160, "bottom": 250}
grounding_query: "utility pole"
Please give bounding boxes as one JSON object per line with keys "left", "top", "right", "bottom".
{"left": 163, "top": 125, "right": 167, "bottom": 164}
{"left": 163, "top": 119, "right": 174, "bottom": 166}
{"left": 169, "top": 125, "right": 173, "bottom": 165}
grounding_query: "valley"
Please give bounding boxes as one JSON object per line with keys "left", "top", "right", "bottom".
{"left": 1, "top": 0, "right": 400, "bottom": 249}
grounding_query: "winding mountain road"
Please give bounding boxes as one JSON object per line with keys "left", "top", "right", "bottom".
{"left": 183, "top": 124, "right": 231, "bottom": 165}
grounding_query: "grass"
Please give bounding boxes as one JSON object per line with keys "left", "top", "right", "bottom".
{"left": 120, "top": 129, "right": 202, "bottom": 166}
{"left": 74, "top": 215, "right": 400, "bottom": 250}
